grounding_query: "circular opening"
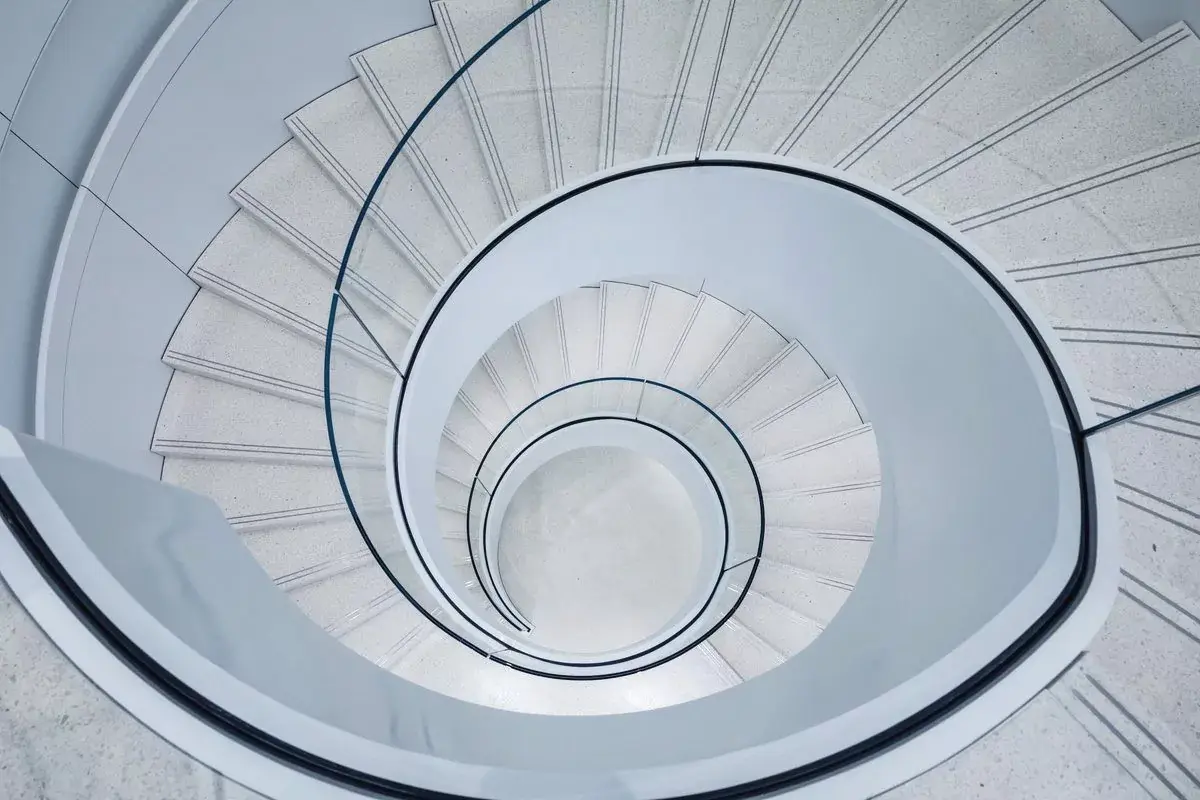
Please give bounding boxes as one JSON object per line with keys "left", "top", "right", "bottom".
{"left": 497, "top": 446, "right": 704, "bottom": 654}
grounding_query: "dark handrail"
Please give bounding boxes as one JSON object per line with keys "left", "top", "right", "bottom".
{"left": 464, "top": 375, "right": 764, "bottom": 650}
{"left": 307, "top": 0, "right": 1100, "bottom": 793}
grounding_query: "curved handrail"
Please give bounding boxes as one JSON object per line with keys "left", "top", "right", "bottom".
{"left": 317, "top": 0, "right": 1102, "bottom": 792}
{"left": 464, "top": 375, "right": 765, "bottom": 646}
{"left": 460, "top": 375, "right": 764, "bottom": 667}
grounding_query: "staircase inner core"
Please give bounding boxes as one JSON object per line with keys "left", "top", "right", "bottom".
{"left": 498, "top": 446, "right": 704, "bottom": 654}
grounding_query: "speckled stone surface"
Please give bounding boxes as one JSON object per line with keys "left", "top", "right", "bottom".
{"left": 233, "top": 140, "right": 434, "bottom": 328}
{"left": 841, "top": 0, "right": 1134, "bottom": 187}
{"left": 598, "top": 0, "right": 696, "bottom": 166}
{"left": 785, "top": 0, "right": 1019, "bottom": 165}
{"left": 434, "top": 0, "right": 551, "bottom": 212}
{"left": 354, "top": 28, "right": 506, "bottom": 244}
{"left": 287, "top": 78, "right": 466, "bottom": 280}
{"left": 713, "top": 0, "right": 889, "bottom": 154}
{"left": 908, "top": 27, "right": 1200, "bottom": 219}
{"left": 629, "top": 283, "right": 697, "bottom": 378}
{"left": 744, "top": 378, "right": 863, "bottom": 459}
{"left": 658, "top": 0, "right": 789, "bottom": 156}
{"left": 0, "top": 578, "right": 264, "bottom": 800}
{"left": 528, "top": 0, "right": 610, "bottom": 186}
{"left": 882, "top": 691, "right": 1150, "bottom": 799}
{"left": 692, "top": 313, "right": 789, "bottom": 406}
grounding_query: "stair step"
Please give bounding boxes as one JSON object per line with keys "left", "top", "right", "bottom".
{"left": 484, "top": 327, "right": 539, "bottom": 415}
{"left": 323, "top": 589, "right": 405, "bottom": 639}
{"left": 287, "top": 562, "right": 400, "bottom": 632}
{"left": 517, "top": 297, "right": 569, "bottom": 394}
{"left": 232, "top": 140, "right": 434, "bottom": 329}
{"left": 693, "top": 313, "right": 789, "bottom": 407}
{"left": 286, "top": 78, "right": 464, "bottom": 284}
{"left": 756, "top": 424, "right": 878, "bottom": 491}
{"left": 153, "top": 373, "right": 384, "bottom": 466}
{"left": 837, "top": 0, "right": 1134, "bottom": 186}
{"left": 188, "top": 212, "right": 410, "bottom": 367}
{"left": 165, "top": 291, "right": 393, "bottom": 417}
{"left": 338, "top": 598, "right": 428, "bottom": 663}
{"left": 763, "top": 480, "right": 881, "bottom": 534}
{"left": 661, "top": 292, "right": 744, "bottom": 389}
{"left": 962, "top": 137, "right": 1200, "bottom": 265}
{"left": 772, "top": 0, "right": 1020, "bottom": 164}
{"left": 713, "top": 0, "right": 889, "bottom": 154}
{"left": 161, "top": 458, "right": 386, "bottom": 532}
{"left": 745, "top": 377, "right": 862, "bottom": 459}
{"left": 238, "top": 517, "right": 372, "bottom": 583}
{"left": 354, "top": 27, "right": 503, "bottom": 245}
{"left": 444, "top": 398, "right": 497, "bottom": 459}
{"left": 529, "top": 0, "right": 609, "bottom": 188}
{"left": 436, "top": 473, "right": 472, "bottom": 514}
{"left": 630, "top": 282, "right": 699, "bottom": 379}
{"left": 599, "top": 281, "right": 649, "bottom": 374}
{"left": 434, "top": 0, "right": 551, "bottom": 213}
{"left": 601, "top": 0, "right": 697, "bottom": 167}
{"left": 560, "top": 285, "right": 602, "bottom": 382}
{"left": 718, "top": 341, "right": 827, "bottom": 432}
{"left": 659, "top": 0, "right": 790, "bottom": 156}
{"left": 734, "top": 587, "right": 824, "bottom": 657}
{"left": 708, "top": 617, "right": 785, "bottom": 681}
{"left": 1073, "top": 570, "right": 1200, "bottom": 788}
{"left": 459, "top": 362, "right": 513, "bottom": 433}
{"left": 906, "top": 25, "right": 1200, "bottom": 220}
{"left": 762, "top": 527, "right": 874, "bottom": 586}
{"left": 750, "top": 558, "right": 856, "bottom": 627}
{"left": 695, "top": 640, "right": 742, "bottom": 687}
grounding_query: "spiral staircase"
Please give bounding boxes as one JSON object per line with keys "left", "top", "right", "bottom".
{"left": 1, "top": 0, "right": 1199, "bottom": 797}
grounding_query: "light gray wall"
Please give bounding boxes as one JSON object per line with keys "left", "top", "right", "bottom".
{"left": 8, "top": 0, "right": 187, "bottom": 183}
{"left": 1101, "top": 0, "right": 1200, "bottom": 38}
{"left": 0, "top": 134, "right": 76, "bottom": 436}
{"left": 0, "top": 0, "right": 433, "bottom": 476}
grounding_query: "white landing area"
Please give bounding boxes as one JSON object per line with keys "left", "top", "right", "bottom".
{"left": 497, "top": 446, "right": 703, "bottom": 655}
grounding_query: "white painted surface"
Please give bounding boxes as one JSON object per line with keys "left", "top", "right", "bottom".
{"left": 394, "top": 158, "right": 1100, "bottom": 777}
{"left": 499, "top": 446, "right": 703, "bottom": 654}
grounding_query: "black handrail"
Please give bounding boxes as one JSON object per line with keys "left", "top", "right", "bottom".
{"left": 419, "top": 371, "right": 766, "bottom": 673}
{"left": 366, "top": 160, "right": 1096, "bottom": 793}
{"left": 477, "top": 413, "right": 736, "bottom": 669}
{"left": 464, "top": 374, "right": 763, "bottom": 640}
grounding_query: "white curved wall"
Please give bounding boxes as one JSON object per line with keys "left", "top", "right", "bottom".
{"left": 396, "top": 160, "right": 1097, "bottom": 766}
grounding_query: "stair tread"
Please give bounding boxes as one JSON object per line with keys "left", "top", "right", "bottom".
{"left": 233, "top": 140, "right": 434, "bottom": 329}
{"left": 907, "top": 25, "right": 1200, "bottom": 219}
{"left": 153, "top": 372, "right": 384, "bottom": 465}
{"left": 434, "top": 0, "right": 551, "bottom": 213}
{"left": 287, "top": 78, "right": 465, "bottom": 282}
{"left": 775, "top": 0, "right": 1023, "bottom": 164}
{"left": 355, "top": 28, "right": 504, "bottom": 244}
{"left": 189, "top": 212, "right": 410, "bottom": 363}
{"left": 757, "top": 424, "right": 879, "bottom": 491}
{"left": 841, "top": 0, "right": 1134, "bottom": 187}
{"left": 602, "top": 0, "right": 697, "bottom": 167}
{"left": 165, "top": 291, "right": 393, "bottom": 415}
{"left": 714, "top": 0, "right": 890, "bottom": 154}
{"left": 529, "top": 0, "right": 610, "bottom": 187}
{"left": 763, "top": 479, "right": 881, "bottom": 534}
